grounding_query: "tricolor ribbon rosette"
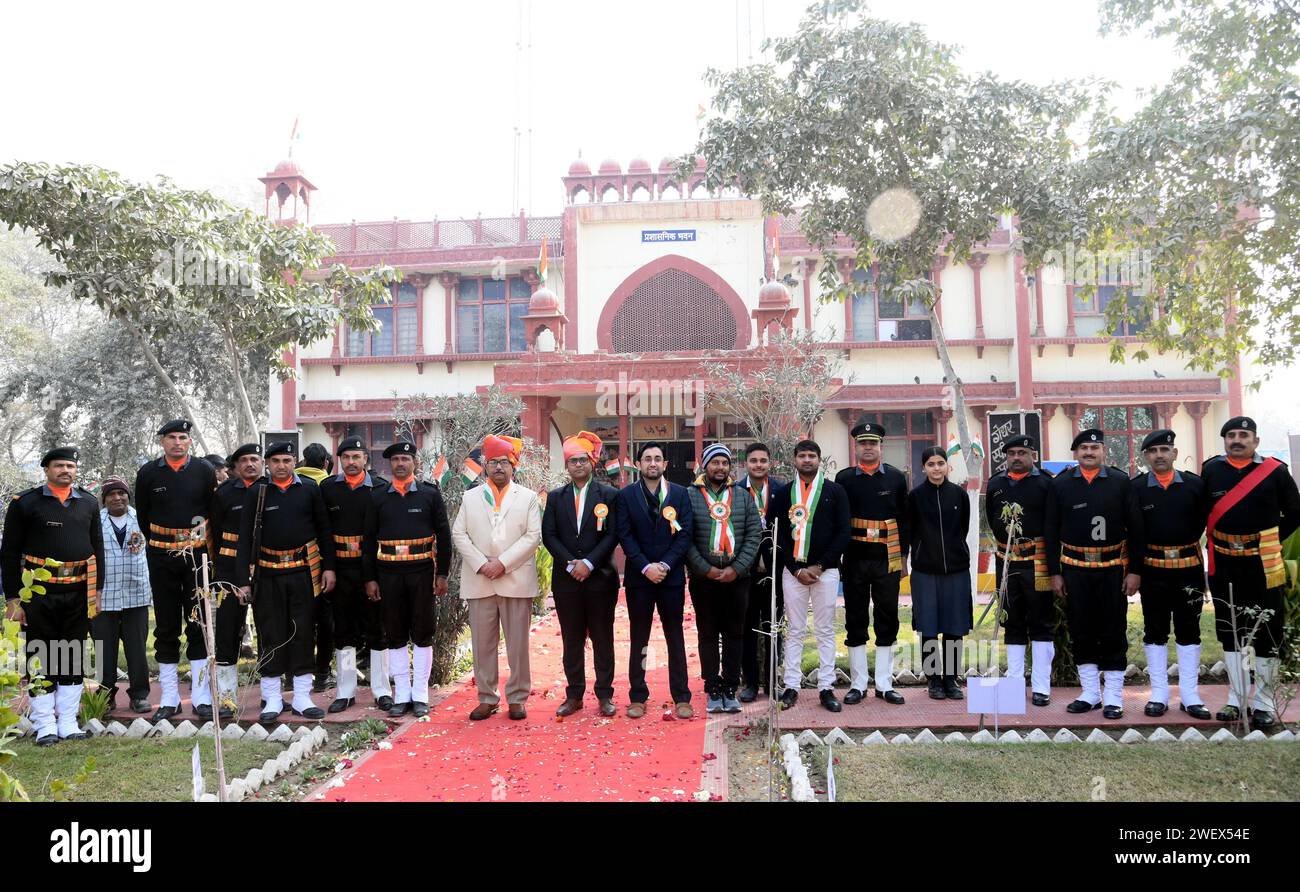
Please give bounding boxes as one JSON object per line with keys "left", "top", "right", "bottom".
{"left": 593, "top": 502, "right": 609, "bottom": 531}
{"left": 662, "top": 505, "right": 681, "bottom": 533}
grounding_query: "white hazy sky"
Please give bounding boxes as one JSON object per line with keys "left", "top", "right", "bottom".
{"left": 2, "top": 0, "right": 1296, "bottom": 447}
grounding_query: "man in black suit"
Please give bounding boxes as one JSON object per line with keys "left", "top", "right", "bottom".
{"left": 541, "top": 431, "right": 621, "bottom": 718}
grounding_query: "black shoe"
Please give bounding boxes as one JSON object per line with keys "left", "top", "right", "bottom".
{"left": 1179, "top": 702, "right": 1212, "bottom": 720}
{"left": 942, "top": 677, "right": 964, "bottom": 700}
{"left": 328, "top": 697, "right": 355, "bottom": 714}
{"left": 1065, "top": 699, "right": 1101, "bottom": 714}
{"left": 1250, "top": 710, "right": 1276, "bottom": 730}
{"left": 36, "top": 733, "right": 59, "bottom": 747}
{"left": 1102, "top": 705, "right": 1124, "bottom": 720}
{"left": 1031, "top": 692, "right": 1051, "bottom": 707}
{"left": 152, "top": 705, "right": 179, "bottom": 722}
{"left": 193, "top": 703, "right": 213, "bottom": 720}
{"left": 819, "top": 690, "right": 842, "bottom": 713}
{"left": 778, "top": 688, "right": 798, "bottom": 710}
{"left": 258, "top": 709, "right": 281, "bottom": 725}
{"left": 927, "top": 678, "right": 946, "bottom": 700}
{"left": 312, "top": 675, "right": 334, "bottom": 694}
{"left": 1215, "top": 704, "right": 1242, "bottom": 722}
{"left": 1144, "top": 701, "right": 1167, "bottom": 717}
{"left": 843, "top": 688, "right": 864, "bottom": 705}
{"left": 292, "top": 706, "right": 326, "bottom": 720}
{"left": 388, "top": 701, "right": 413, "bottom": 718}
{"left": 218, "top": 704, "right": 234, "bottom": 720}
{"left": 738, "top": 685, "right": 758, "bottom": 703}
{"left": 875, "top": 689, "right": 905, "bottom": 705}
{"left": 412, "top": 701, "right": 429, "bottom": 718}
{"left": 130, "top": 698, "right": 151, "bottom": 714}
{"left": 374, "top": 695, "right": 394, "bottom": 711}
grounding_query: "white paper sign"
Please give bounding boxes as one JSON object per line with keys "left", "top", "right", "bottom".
{"left": 192, "top": 743, "right": 204, "bottom": 801}
{"left": 966, "top": 677, "right": 1027, "bottom": 715}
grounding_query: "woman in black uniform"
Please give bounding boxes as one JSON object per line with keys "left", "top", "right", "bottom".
{"left": 907, "top": 446, "right": 973, "bottom": 700}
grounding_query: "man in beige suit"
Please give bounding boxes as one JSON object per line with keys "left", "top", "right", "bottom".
{"left": 451, "top": 434, "right": 542, "bottom": 720}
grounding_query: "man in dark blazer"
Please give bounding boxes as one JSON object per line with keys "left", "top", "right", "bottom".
{"left": 542, "top": 431, "right": 621, "bottom": 718}
{"left": 615, "top": 441, "right": 695, "bottom": 719}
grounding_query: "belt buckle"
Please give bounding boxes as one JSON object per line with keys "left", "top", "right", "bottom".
{"left": 866, "top": 528, "right": 879, "bottom": 539}
{"left": 395, "top": 544, "right": 409, "bottom": 556}
{"left": 1231, "top": 542, "right": 1245, "bottom": 552}
{"left": 55, "top": 565, "right": 74, "bottom": 578}
{"left": 1165, "top": 548, "right": 1180, "bottom": 561}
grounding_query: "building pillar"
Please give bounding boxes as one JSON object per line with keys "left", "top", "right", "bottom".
{"left": 438, "top": 272, "right": 460, "bottom": 354}
{"left": 970, "top": 405, "right": 991, "bottom": 482}
{"left": 969, "top": 253, "right": 987, "bottom": 340}
{"left": 521, "top": 396, "right": 560, "bottom": 451}
{"left": 836, "top": 258, "right": 855, "bottom": 342}
{"left": 618, "top": 406, "right": 630, "bottom": 487}
{"left": 1065, "top": 281, "right": 1077, "bottom": 337}
{"left": 1032, "top": 267, "right": 1046, "bottom": 338}
{"left": 1185, "top": 401, "right": 1210, "bottom": 469}
{"left": 407, "top": 273, "right": 430, "bottom": 355}
{"left": 1013, "top": 254, "right": 1036, "bottom": 411}
{"left": 1038, "top": 403, "right": 1058, "bottom": 460}
{"left": 280, "top": 347, "right": 297, "bottom": 430}
{"left": 802, "top": 258, "right": 816, "bottom": 331}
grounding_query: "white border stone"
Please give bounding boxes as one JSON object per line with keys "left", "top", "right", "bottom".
{"left": 1085, "top": 729, "right": 1114, "bottom": 743}
{"left": 861, "top": 731, "right": 888, "bottom": 746}
{"left": 823, "top": 727, "right": 856, "bottom": 746}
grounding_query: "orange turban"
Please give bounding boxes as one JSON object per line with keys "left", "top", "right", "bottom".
{"left": 481, "top": 434, "right": 524, "bottom": 466}
{"left": 562, "top": 430, "right": 603, "bottom": 462}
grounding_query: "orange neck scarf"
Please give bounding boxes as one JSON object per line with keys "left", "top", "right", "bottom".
{"left": 272, "top": 476, "right": 294, "bottom": 491}
{"left": 1080, "top": 466, "right": 1100, "bottom": 483}
{"left": 1008, "top": 470, "right": 1029, "bottom": 481}
{"left": 1154, "top": 470, "right": 1175, "bottom": 489}
{"left": 47, "top": 484, "right": 72, "bottom": 504}
{"left": 392, "top": 476, "right": 413, "bottom": 496}
{"left": 488, "top": 480, "right": 510, "bottom": 511}
{"left": 345, "top": 472, "right": 366, "bottom": 490}
{"left": 165, "top": 456, "right": 188, "bottom": 472}
{"left": 1227, "top": 455, "right": 1253, "bottom": 470}
{"left": 858, "top": 462, "right": 880, "bottom": 475}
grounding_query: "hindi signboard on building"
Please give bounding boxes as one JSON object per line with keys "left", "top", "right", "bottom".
{"left": 986, "top": 411, "right": 1043, "bottom": 477}
{"left": 641, "top": 229, "right": 696, "bottom": 243}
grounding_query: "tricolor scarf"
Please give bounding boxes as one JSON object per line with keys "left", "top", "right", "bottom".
{"left": 789, "top": 471, "right": 825, "bottom": 563}
{"left": 573, "top": 479, "right": 590, "bottom": 533}
{"left": 483, "top": 481, "right": 510, "bottom": 513}
{"left": 747, "top": 477, "right": 769, "bottom": 517}
{"left": 696, "top": 476, "right": 735, "bottom": 557}
{"left": 652, "top": 481, "right": 681, "bottom": 533}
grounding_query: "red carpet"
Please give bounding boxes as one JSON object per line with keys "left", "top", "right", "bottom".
{"left": 324, "top": 595, "right": 711, "bottom": 802}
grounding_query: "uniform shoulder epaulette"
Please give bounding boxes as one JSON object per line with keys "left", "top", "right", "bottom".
{"left": 1202, "top": 454, "right": 1224, "bottom": 468}
{"left": 1039, "top": 466, "right": 1055, "bottom": 479}
{"left": 371, "top": 475, "right": 390, "bottom": 487}
{"left": 18, "top": 486, "right": 41, "bottom": 500}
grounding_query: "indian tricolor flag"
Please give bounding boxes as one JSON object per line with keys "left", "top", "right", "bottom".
{"left": 535, "top": 237, "right": 549, "bottom": 286}
{"left": 459, "top": 452, "right": 483, "bottom": 486}
{"left": 431, "top": 455, "right": 451, "bottom": 487}
{"left": 604, "top": 457, "right": 620, "bottom": 476}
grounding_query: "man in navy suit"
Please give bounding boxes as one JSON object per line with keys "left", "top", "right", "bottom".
{"left": 541, "top": 431, "right": 621, "bottom": 718}
{"left": 615, "top": 441, "right": 695, "bottom": 719}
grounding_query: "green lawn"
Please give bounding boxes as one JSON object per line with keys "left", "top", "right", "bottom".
{"left": 804, "top": 742, "right": 1300, "bottom": 802}
{"left": 793, "top": 602, "right": 1223, "bottom": 677}
{"left": 7, "top": 736, "right": 282, "bottom": 802}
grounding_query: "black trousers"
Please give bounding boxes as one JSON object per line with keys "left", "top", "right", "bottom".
{"left": 251, "top": 569, "right": 316, "bottom": 678}
{"left": 23, "top": 581, "right": 89, "bottom": 687}
{"left": 690, "top": 574, "right": 749, "bottom": 694}
{"left": 1209, "top": 554, "right": 1285, "bottom": 658}
{"left": 842, "top": 550, "right": 900, "bottom": 647}
{"left": 91, "top": 605, "right": 150, "bottom": 700}
{"left": 331, "top": 562, "right": 388, "bottom": 652}
{"left": 1062, "top": 566, "right": 1128, "bottom": 670}
{"left": 553, "top": 584, "right": 617, "bottom": 699}
{"left": 1140, "top": 567, "right": 1205, "bottom": 646}
{"left": 147, "top": 549, "right": 204, "bottom": 663}
{"left": 626, "top": 583, "right": 690, "bottom": 704}
{"left": 920, "top": 635, "right": 964, "bottom": 678}
{"left": 314, "top": 588, "right": 334, "bottom": 677}
{"left": 378, "top": 564, "right": 436, "bottom": 648}
{"left": 741, "top": 568, "right": 784, "bottom": 691}
{"left": 999, "top": 563, "right": 1056, "bottom": 644}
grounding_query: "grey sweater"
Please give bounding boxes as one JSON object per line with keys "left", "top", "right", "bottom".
{"left": 685, "top": 481, "right": 762, "bottom": 577}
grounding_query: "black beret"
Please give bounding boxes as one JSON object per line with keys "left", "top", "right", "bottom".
{"left": 383, "top": 441, "right": 417, "bottom": 459}
{"left": 336, "top": 436, "right": 367, "bottom": 456}
{"left": 1004, "top": 435, "right": 1036, "bottom": 451}
{"left": 851, "top": 420, "right": 886, "bottom": 441}
{"left": 1219, "top": 416, "right": 1256, "bottom": 437}
{"left": 1141, "top": 429, "right": 1175, "bottom": 451}
{"left": 41, "top": 446, "right": 79, "bottom": 466}
{"left": 1071, "top": 428, "right": 1104, "bottom": 450}
{"left": 228, "top": 443, "right": 262, "bottom": 462}
{"left": 157, "top": 419, "right": 192, "bottom": 436}
{"left": 265, "top": 441, "right": 296, "bottom": 458}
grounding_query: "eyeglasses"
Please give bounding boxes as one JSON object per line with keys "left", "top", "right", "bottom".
{"left": 485, "top": 458, "right": 513, "bottom": 468}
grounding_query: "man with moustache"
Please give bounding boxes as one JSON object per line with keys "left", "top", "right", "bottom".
{"left": 1126, "top": 430, "right": 1211, "bottom": 719}
{"left": 1201, "top": 416, "right": 1300, "bottom": 728}
{"left": 206, "top": 442, "right": 265, "bottom": 718}
{"left": 615, "top": 441, "right": 695, "bottom": 719}
{"left": 3, "top": 447, "right": 104, "bottom": 745}
{"left": 133, "top": 419, "right": 216, "bottom": 722}
{"left": 452, "top": 435, "right": 541, "bottom": 720}
{"left": 234, "top": 442, "right": 336, "bottom": 723}
{"left": 94, "top": 476, "right": 153, "bottom": 715}
{"left": 363, "top": 440, "right": 452, "bottom": 718}
{"left": 770, "top": 440, "right": 851, "bottom": 712}
{"left": 738, "top": 443, "right": 787, "bottom": 703}
{"left": 686, "top": 443, "right": 762, "bottom": 713}
{"left": 985, "top": 434, "right": 1056, "bottom": 706}
{"left": 834, "top": 421, "right": 910, "bottom": 706}
{"left": 321, "top": 436, "right": 392, "bottom": 712}
{"left": 541, "top": 431, "right": 621, "bottom": 717}
{"left": 1046, "top": 429, "right": 1142, "bottom": 719}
